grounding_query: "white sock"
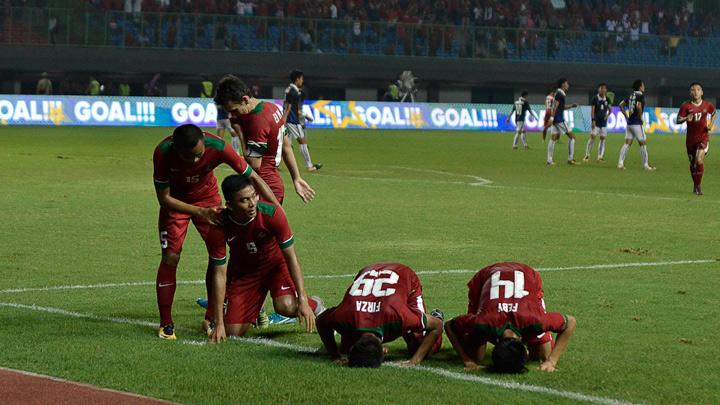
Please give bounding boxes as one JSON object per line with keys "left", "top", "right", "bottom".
{"left": 547, "top": 139, "right": 556, "bottom": 163}
{"left": 598, "top": 137, "right": 606, "bottom": 159}
{"left": 231, "top": 137, "right": 240, "bottom": 154}
{"left": 640, "top": 144, "right": 649, "bottom": 166}
{"left": 299, "top": 144, "right": 313, "bottom": 168}
{"left": 520, "top": 133, "right": 527, "bottom": 147}
{"left": 512, "top": 132, "right": 520, "bottom": 147}
{"left": 568, "top": 138, "right": 575, "bottom": 161}
{"left": 585, "top": 137, "right": 594, "bottom": 157}
{"left": 619, "top": 144, "right": 629, "bottom": 165}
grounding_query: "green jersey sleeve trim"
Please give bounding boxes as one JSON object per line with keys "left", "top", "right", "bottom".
{"left": 279, "top": 235, "right": 295, "bottom": 249}
{"left": 154, "top": 180, "right": 170, "bottom": 189}
{"left": 210, "top": 256, "right": 227, "bottom": 266}
{"left": 204, "top": 136, "right": 225, "bottom": 151}
{"left": 158, "top": 139, "right": 173, "bottom": 154}
{"left": 241, "top": 165, "right": 253, "bottom": 177}
{"left": 256, "top": 201, "right": 277, "bottom": 216}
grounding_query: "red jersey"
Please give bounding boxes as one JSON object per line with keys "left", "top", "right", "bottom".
{"left": 319, "top": 263, "right": 427, "bottom": 343}
{"left": 454, "top": 262, "right": 565, "bottom": 344}
{"left": 231, "top": 101, "right": 285, "bottom": 197}
{"left": 222, "top": 201, "right": 294, "bottom": 279}
{"left": 678, "top": 100, "right": 715, "bottom": 145}
{"left": 467, "top": 262, "right": 544, "bottom": 314}
{"left": 153, "top": 133, "right": 252, "bottom": 203}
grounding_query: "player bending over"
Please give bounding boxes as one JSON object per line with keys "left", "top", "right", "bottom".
{"left": 445, "top": 262, "right": 576, "bottom": 373}
{"left": 546, "top": 78, "right": 579, "bottom": 165}
{"left": 584, "top": 83, "right": 611, "bottom": 162}
{"left": 676, "top": 82, "right": 716, "bottom": 195}
{"left": 209, "top": 175, "right": 324, "bottom": 341}
{"left": 317, "top": 263, "right": 444, "bottom": 367}
{"left": 214, "top": 74, "right": 315, "bottom": 204}
{"left": 506, "top": 91, "right": 538, "bottom": 150}
{"left": 618, "top": 80, "right": 655, "bottom": 171}
{"left": 152, "top": 124, "right": 279, "bottom": 340}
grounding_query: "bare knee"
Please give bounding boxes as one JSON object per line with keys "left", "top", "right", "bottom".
{"left": 273, "top": 295, "right": 297, "bottom": 317}
{"left": 162, "top": 253, "right": 181, "bottom": 267}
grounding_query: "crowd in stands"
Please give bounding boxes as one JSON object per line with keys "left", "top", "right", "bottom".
{"left": 83, "top": 0, "right": 715, "bottom": 37}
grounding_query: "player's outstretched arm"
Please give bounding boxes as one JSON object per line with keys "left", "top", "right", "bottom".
{"left": 155, "top": 187, "right": 222, "bottom": 225}
{"left": 506, "top": 105, "right": 516, "bottom": 123}
{"left": 282, "top": 245, "right": 315, "bottom": 333}
{"left": 708, "top": 111, "right": 716, "bottom": 130}
{"left": 281, "top": 134, "right": 315, "bottom": 203}
{"left": 444, "top": 318, "right": 483, "bottom": 371}
{"left": 405, "top": 315, "right": 442, "bottom": 366}
{"left": 540, "top": 315, "right": 576, "bottom": 372}
{"left": 209, "top": 263, "right": 228, "bottom": 343}
{"left": 317, "top": 312, "right": 341, "bottom": 362}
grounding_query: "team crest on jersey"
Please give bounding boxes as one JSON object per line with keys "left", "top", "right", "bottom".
{"left": 246, "top": 242, "right": 258, "bottom": 254}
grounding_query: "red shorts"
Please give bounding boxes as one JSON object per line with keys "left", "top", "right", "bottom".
{"left": 259, "top": 167, "right": 285, "bottom": 204}
{"left": 158, "top": 196, "right": 226, "bottom": 264}
{"left": 224, "top": 262, "right": 296, "bottom": 324}
{"left": 543, "top": 109, "right": 553, "bottom": 129}
{"left": 687, "top": 140, "right": 709, "bottom": 158}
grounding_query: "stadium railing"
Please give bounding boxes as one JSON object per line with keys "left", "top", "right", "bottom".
{"left": 2, "top": 7, "right": 719, "bottom": 68}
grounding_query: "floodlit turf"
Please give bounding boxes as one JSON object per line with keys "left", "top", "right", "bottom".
{"left": 0, "top": 126, "right": 718, "bottom": 404}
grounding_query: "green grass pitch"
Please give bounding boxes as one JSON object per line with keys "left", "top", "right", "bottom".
{"left": 0, "top": 126, "right": 718, "bottom": 404}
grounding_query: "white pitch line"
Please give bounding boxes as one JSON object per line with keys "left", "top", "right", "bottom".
{"left": 0, "top": 302, "right": 635, "bottom": 405}
{"left": 390, "top": 166, "right": 493, "bottom": 186}
{"left": 0, "top": 259, "right": 716, "bottom": 294}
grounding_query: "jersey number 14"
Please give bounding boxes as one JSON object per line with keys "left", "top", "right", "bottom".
{"left": 490, "top": 271, "right": 530, "bottom": 300}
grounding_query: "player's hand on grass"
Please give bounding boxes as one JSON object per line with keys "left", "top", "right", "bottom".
{"left": 463, "top": 361, "right": 484, "bottom": 371}
{"left": 539, "top": 360, "right": 558, "bottom": 372}
{"left": 297, "top": 298, "right": 316, "bottom": 333}
{"left": 210, "top": 323, "right": 227, "bottom": 343}
{"left": 397, "top": 360, "right": 418, "bottom": 367}
{"left": 293, "top": 178, "right": 316, "bottom": 203}
{"left": 199, "top": 206, "right": 224, "bottom": 226}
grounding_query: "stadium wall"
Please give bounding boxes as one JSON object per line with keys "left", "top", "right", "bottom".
{"left": 0, "top": 94, "right": 708, "bottom": 136}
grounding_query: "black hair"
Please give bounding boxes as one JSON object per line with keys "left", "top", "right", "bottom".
{"left": 213, "top": 75, "right": 253, "bottom": 106}
{"left": 557, "top": 78, "right": 568, "bottom": 88}
{"left": 548, "top": 87, "right": 555, "bottom": 95}
{"left": 598, "top": 82, "right": 607, "bottom": 88}
{"left": 172, "top": 124, "right": 203, "bottom": 151}
{"left": 521, "top": 91, "right": 528, "bottom": 97}
{"left": 348, "top": 334, "right": 384, "bottom": 368}
{"left": 491, "top": 338, "right": 528, "bottom": 374}
{"left": 221, "top": 174, "right": 253, "bottom": 202}
{"left": 632, "top": 79, "right": 644, "bottom": 91}
{"left": 690, "top": 82, "right": 703, "bottom": 89}
{"left": 290, "top": 69, "right": 304, "bottom": 83}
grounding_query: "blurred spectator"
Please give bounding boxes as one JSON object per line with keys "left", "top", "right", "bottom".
{"left": 118, "top": 82, "right": 131, "bottom": 96}
{"left": 48, "top": 15, "right": 58, "bottom": 44}
{"left": 145, "top": 73, "right": 161, "bottom": 96}
{"left": 36, "top": 72, "right": 53, "bottom": 95}
{"left": 87, "top": 76, "right": 101, "bottom": 95}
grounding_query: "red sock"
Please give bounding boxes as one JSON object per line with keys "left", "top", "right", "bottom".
{"left": 697, "top": 163, "right": 705, "bottom": 187}
{"left": 156, "top": 261, "right": 177, "bottom": 327}
{"left": 307, "top": 296, "right": 318, "bottom": 313}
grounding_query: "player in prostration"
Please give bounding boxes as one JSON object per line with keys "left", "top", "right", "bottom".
{"left": 215, "top": 74, "right": 315, "bottom": 205}
{"left": 618, "top": 80, "right": 655, "bottom": 171}
{"left": 317, "top": 263, "right": 444, "bottom": 368}
{"left": 208, "top": 175, "right": 324, "bottom": 341}
{"left": 152, "top": 124, "right": 279, "bottom": 340}
{"left": 445, "top": 262, "right": 576, "bottom": 373}
{"left": 546, "top": 78, "right": 579, "bottom": 165}
{"left": 283, "top": 69, "right": 322, "bottom": 172}
{"left": 506, "top": 91, "right": 538, "bottom": 150}
{"left": 584, "top": 83, "right": 611, "bottom": 162}
{"left": 676, "top": 82, "right": 716, "bottom": 195}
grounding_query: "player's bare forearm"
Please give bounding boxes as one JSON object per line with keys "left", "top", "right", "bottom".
{"left": 249, "top": 172, "right": 280, "bottom": 205}
{"left": 542, "top": 315, "right": 576, "bottom": 371}
{"left": 317, "top": 315, "right": 340, "bottom": 360}
{"left": 282, "top": 135, "right": 302, "bottom": 181}
{"left": 282, "top": 246, "right": 307, "bottom": 298}
{"left": 246, "top": 156, "right": 262, "bottom": 172}
{"left": 210, "top": 264, "right": 228, "bottom": 342}
{"left": 407, "top": 316, "right": 442, "bottom": 365}
{"left": 444, "top": 320, "right": 475, "bottom": 366}
{"left": 155, "top": 188, "right": 203, "bottom": 216}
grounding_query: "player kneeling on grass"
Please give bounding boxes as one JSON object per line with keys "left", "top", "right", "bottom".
{"left": 316, "top": 263, "right": 444, "bottom": 367}
{"left": 208, "top": 175, "right": 324, "bottom": 341}
{"left": 445, "top": 262, "right": 576, "bottom": 373}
